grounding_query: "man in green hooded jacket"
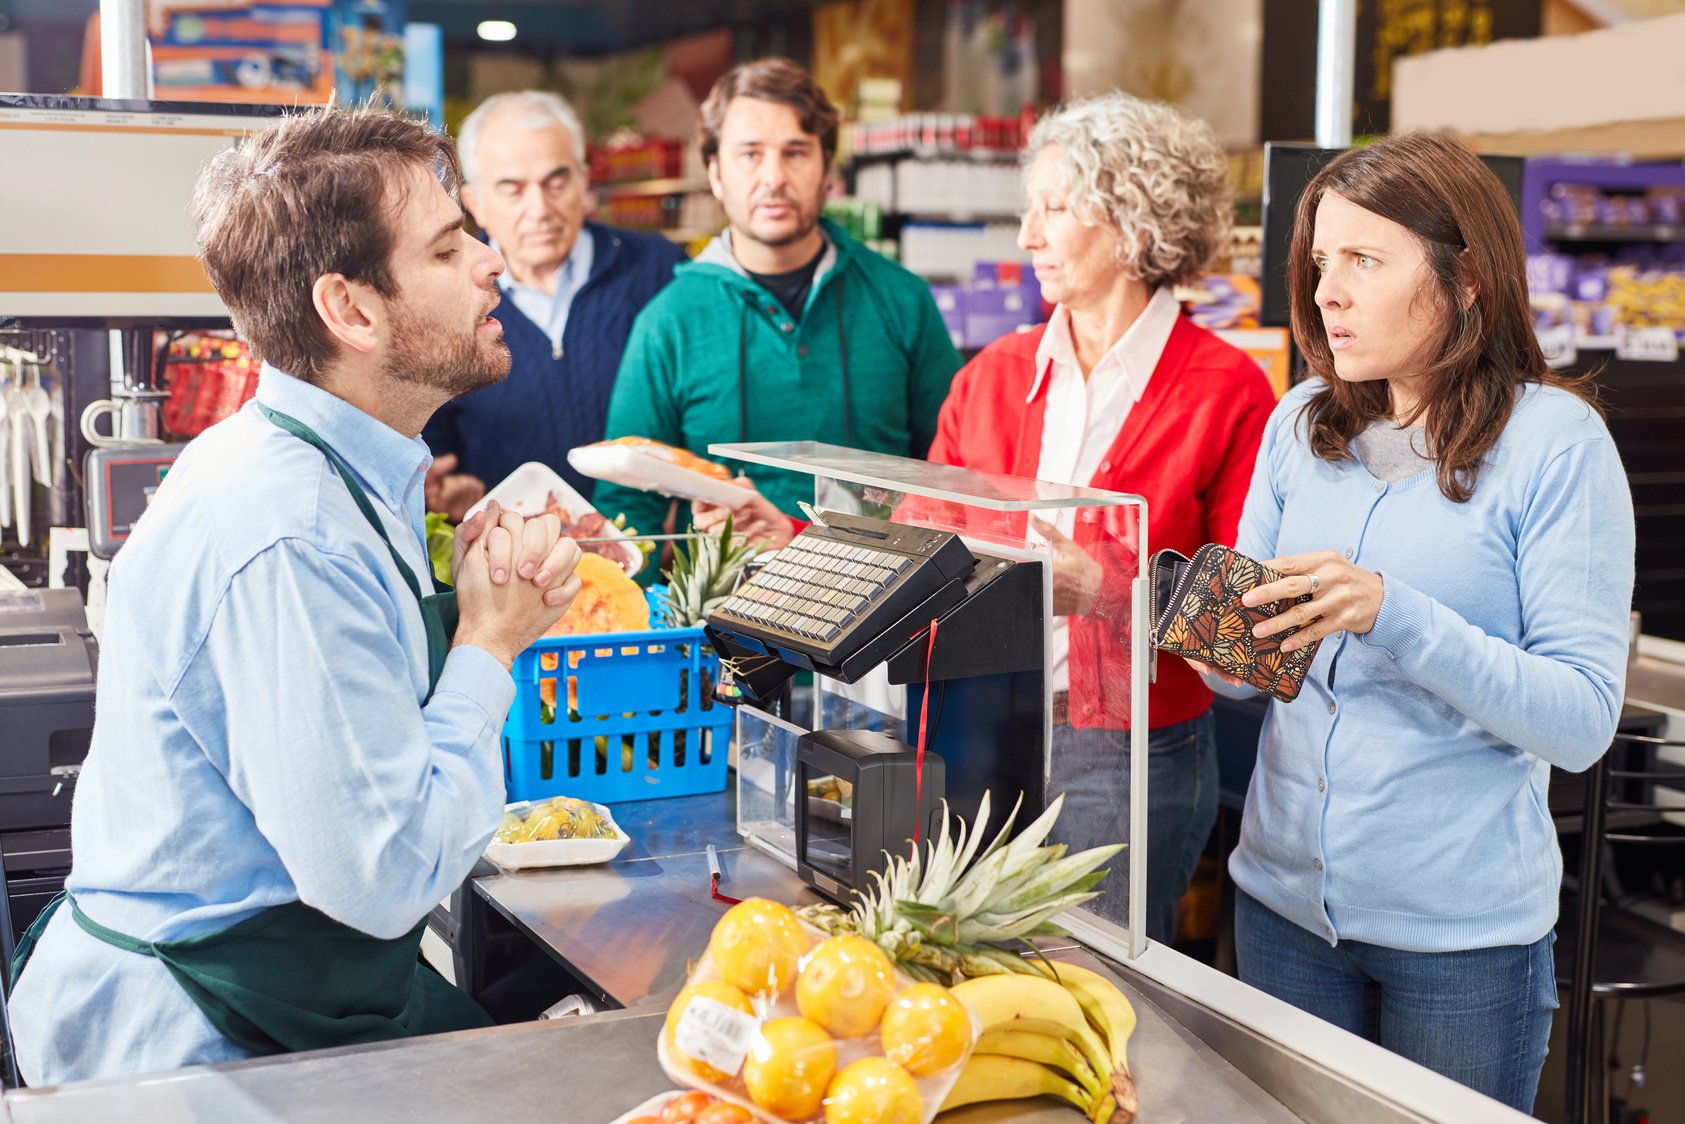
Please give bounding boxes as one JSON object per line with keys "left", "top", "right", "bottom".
{"left": 597, "top": 57, "right": 961, "bottom": 570}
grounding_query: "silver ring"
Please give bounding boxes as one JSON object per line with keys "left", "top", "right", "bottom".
{"left": 1308, "top": 573, "right": 1321, "bottom": 595}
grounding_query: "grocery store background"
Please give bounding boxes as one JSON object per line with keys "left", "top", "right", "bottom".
{"left": 3, "top": 3, "right": 1684, "bottom": 1120}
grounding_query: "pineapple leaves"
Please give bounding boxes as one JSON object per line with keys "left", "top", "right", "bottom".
{"left": 818, "top": 788, "right": 1127, "bottom": 985}
{"left": 660, "top": 512, "right": 760, "bottom": 627}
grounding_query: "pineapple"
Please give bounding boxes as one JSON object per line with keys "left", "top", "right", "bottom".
{"left": 796, "top": 792, "right": 1123, "bottom": 985}
{"left": 660, "top": 512, "right": 760, "bottom": 627}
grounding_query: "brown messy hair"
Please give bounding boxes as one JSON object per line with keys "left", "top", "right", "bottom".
{"left": 697, "top": 57, "right": 840, "bottom": 169}
{"left": 193, "top": 107, "right": 462, "bottom": 383}
{"left": 1287, "top": 131, "right": 1598, "bottom": 503}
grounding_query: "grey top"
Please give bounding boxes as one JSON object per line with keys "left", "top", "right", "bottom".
{"left": 1353, "top": 419, "right": 1433, "bottom": 482}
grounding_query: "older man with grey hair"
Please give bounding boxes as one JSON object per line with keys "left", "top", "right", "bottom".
{"left": 424, "top": 90, "right": 687, "bottom": 517}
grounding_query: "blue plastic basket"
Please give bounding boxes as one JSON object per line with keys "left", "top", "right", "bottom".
{"left": 501, "top": 588, "right": 732, "bottom": 804}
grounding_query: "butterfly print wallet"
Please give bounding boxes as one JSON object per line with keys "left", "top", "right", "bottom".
{"left": 1149, "top": 544, "right": 1321, "bottom": 703}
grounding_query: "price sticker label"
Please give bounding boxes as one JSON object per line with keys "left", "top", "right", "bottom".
{"left": 674, "top": 996, "right": 758, "bottom": 1078}
{"left": 1615, "top": 327, "right": 1680, "bottom": 363}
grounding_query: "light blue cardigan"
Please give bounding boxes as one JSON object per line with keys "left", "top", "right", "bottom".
{"left": 1226, "top": 378, "right": 1634, "bottom": 953}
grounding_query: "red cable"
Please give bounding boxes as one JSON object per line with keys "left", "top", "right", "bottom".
{"left": 710, "top": 873, "right": 742, "bottom": 906}
{"left": 912, "top": 616, "right": 939, "bottom": 855}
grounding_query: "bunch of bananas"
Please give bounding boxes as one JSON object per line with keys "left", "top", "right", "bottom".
{"left": 941, "top": 963, "right": 1139, "bottom": 1122}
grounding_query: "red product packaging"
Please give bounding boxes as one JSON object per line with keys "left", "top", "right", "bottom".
{"left": 163, "top": 359, "right": 205, "bottom": 437}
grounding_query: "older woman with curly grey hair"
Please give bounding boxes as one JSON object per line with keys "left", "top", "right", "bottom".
{"left": 927, "top": 92, "right": 1277, "bottom": 945}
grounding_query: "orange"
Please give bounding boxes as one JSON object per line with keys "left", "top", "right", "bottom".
{"left": 742, "top": 1016, "right": 836, "bottom": 1119}
{"left": 795, "top": 935, "right": 897, "bottom": 1038}
{"left": 663, "top": 980, "right": 754, "bottom": 1083}
{"left": 707, "top": 897, "right": 810, "bottom": 998}
{"left": 823, "top": 1057, "right": 923, "bottom": 1124}
{"left": 658, "top": 1089, "right": 716, "bottom": 1122}
{"left": 879, "top": 982, "right": 973, "bottom": 1076}
{"left": 694, "top": 1104, "right": 754, "bottom": 1124}
{"left": 544, "top": 552, "right": 649, "bottom": 636}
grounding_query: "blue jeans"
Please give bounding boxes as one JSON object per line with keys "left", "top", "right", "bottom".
{"left": 1235, "top": 889, "right": 1557, "bottom": 1113}
{"left": 1048, "top": 712, "right": 1218, "bottom": 945}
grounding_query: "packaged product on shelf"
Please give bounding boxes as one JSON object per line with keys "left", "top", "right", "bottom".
{"left": 1179, "top": 274, "right": 1262, "bottom": 332}
{"left": 162, "top": 335, "right": 257, "bottom": 439}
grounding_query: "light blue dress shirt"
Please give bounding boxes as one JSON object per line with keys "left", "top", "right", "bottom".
{"left": 492, "top": 226, "right": 594, "bottom": 359}
{"left": 10, "top": 367, "right": 515, "bottom": 1084}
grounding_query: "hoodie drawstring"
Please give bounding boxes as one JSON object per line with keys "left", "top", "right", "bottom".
{"left": 835, "top": 286, "right": 854, "bottom": 446}
{"left": 737, "top": 301, "right": 750, "bottom": 442}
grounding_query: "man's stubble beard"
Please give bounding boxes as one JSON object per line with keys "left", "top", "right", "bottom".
{"left": 737, "top": 192, "right": 822, "bottom": 252}
{"left": 384, "top": 306, "right": 511, "bottom": 399}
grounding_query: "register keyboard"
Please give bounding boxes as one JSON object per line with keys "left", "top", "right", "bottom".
{"left": 707, "top": 512, "right": 977, "bottom": 674}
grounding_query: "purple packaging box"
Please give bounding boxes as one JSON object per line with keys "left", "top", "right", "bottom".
{"left": 972, "top": 260, "right": 1042, "bottom": 304}
{"left": 929, "top": 283, "right": 967, "bottom": 349}
{"left": 1573, "top": 267, "right": 1609, "bottom": 303}
{"left": 963, "top": 284, "right": 1042, "bottom": 349}
{"left": 1527, "top": 253, "right": 1574, "bottom": 297}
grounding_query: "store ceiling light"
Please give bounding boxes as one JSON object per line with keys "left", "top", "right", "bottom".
{"left": 477, "top": 20, "right": 517, "bottom": 42}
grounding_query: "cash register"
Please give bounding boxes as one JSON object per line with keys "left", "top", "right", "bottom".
{"left": 0, "top": 588, "right": 97, "bottom": 966}
{"left": 707, "top": 509, "right": 1046, "bottom": 904}
{"left": 706, "top": 442, "right": 1149, "bottom": 945}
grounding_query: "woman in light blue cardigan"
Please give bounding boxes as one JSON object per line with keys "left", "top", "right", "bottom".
{"left": 1208, "top": 133, "right": 1634, "bottom": 1112}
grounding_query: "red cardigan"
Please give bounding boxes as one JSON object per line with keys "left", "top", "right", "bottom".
{"left": 927, "top": 315, "right": 1275, "bottom": 730}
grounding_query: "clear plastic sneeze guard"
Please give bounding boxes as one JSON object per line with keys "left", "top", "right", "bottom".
{"left": 735, "top": 704, "right": 806, "bottom": 865}
{"left": 713, "top": 442, "right": 1154, "bottom": 957}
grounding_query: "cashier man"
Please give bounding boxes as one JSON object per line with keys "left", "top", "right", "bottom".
{"left": 9, "top": 108, "right": 582, "bottom": 1083}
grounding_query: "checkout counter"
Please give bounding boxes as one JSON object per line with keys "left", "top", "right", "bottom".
{"left": 0, "top": 784, "right": 1526, "bottom": 1124}
{"left": 0, "top": 448, "right": 1607, "bottom": 1122}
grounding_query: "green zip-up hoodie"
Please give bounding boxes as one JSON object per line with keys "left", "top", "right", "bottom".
{"left": 598, "top": 218, "right": 962, "bottom": 577}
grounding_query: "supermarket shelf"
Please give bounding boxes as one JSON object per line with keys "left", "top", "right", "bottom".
{"left": 1545, "top": 223, "right": 1685, "bottom": 243}
{"left": 658, "top": 227, "right": 720, "bottom": 244}
{"left": 607, "top": 225, "right": 719, "bottom": 244}
{"left": 596, "top": 176, "right": 709, "bottom": 198}
{"left": 850, "top": 148, "right": 1020, "bottom": 165}
{"left": 893, "top": 210, "right": 1022, "bottom": 225}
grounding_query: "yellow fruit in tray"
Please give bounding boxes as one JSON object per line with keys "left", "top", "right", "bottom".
{"left": 546, "top": 552, "right": 650, "bottom": 637}
{"left": 708, "top": 897, "right": 810, "bottom": 998}
{"left": 880, "top": 982, "right": 973, "bottom": 1076}
{"left": 664, "top": 980, "right": 754, "bottom": 1083}
{"left": 823, "top": 1056, "right": 923, "bottom": 1124}
{"left": 796, "top": 935, "right": 897, "bottom": 1038}
{"left": 743, "top": 1016, "right": 835, "bottom": 1119}
{"left": 493, "top": 811, "right": 525, "bottom": 844}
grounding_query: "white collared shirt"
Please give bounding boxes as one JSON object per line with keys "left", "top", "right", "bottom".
{"left": 1034, "top": 286, "right": 1178, "bottom": 692}
{"left": 491, "top": 227, "right": 595, "bottom": 358}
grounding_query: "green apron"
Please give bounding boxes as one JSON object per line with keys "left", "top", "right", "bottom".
{"left": 8, "top": 404, "right": 491, "bottom": 1056}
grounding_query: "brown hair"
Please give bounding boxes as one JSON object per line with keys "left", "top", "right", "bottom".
{"left": 193, "top": 107, "right": 462, "bottom": 382}
{"left": 1287, "top": 131, "right": 1598, "bottom": 503}
{"left": 697, "top": 57, "right": 840, "bottom": 169}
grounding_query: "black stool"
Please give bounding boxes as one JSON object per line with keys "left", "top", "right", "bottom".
{"left": 1557, "top": 731, "right": 1685, "bottom": 1124}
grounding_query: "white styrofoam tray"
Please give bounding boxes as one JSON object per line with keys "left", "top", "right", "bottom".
{"left": 465, "top": 461, "right": 641, "bottom": 576}
{"left": 568, "top": 442, "right": 759, "bottom": 508}
{"left": 482, "top": 799, "right": 630, "bottom": 871}
{"left": 606, "top": 1091, "right": 680, "bottom": 1124}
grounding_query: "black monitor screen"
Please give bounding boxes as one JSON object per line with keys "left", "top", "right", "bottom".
{"left": 0, "top": 94, "right": 287, "bottom": 330}
{"left": 1260, "top": 143, "right": 1525, "bottom": 329}
{"left": 797, "top": 759, "right": 854, "bottom": 888}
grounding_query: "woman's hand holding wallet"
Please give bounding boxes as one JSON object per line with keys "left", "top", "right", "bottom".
{"left": 1153, "top": 544, "right": 1385, "bottom": 702}
{"left": 1166, "top": 542, "right": 1388, "bottom": 694}
{"left": 1243, "top": 550, "right": 1385, "bottom": 652}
